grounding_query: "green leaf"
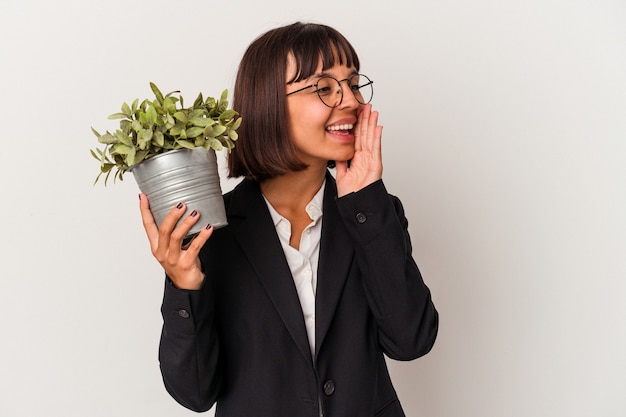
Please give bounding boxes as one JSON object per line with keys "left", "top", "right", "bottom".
{"left": 169, "top": 124, "right": 185, "bottom": 137}
{"left": 212, "top": 125, "right": 227, "bottom": 137}
{"left": 194, "top": 136, "right": 206, "bottom": 147}
{"left": 163, "top": 97, "right": 177, "bottom": 114}
{"left": 101, "top": 163, "right": 115, "bottom": 173}
{"left": 186, "top": 127, "right": 204, "bottom": 138}
{"left": 189, "top": 108, "right": 206, "bottom": 119}
{"left": 231, "top": 117, "right": 242, "bottom": 130}
{"left": 228, "top": 129, "right": 238, "bottom": 140}
{"left": 151, "top": 100, "right": 164, "bottom": 115}
{"left": 112, "top": 143, "right": 133, "bottom": 155}
{"left": 119, "top": 120, "right": 132, "bottom": 135}
{"left": 146, "top": 105, "right": 157, "bottom": 126}
{"left": 224, "top": 138, "right": 236, "bottom": 150}
{"left": 150, "top": 82, "right": 165, "bottom": 105}
{"left": 126, "top": 147, "right": 136, "bottom": 166}
{"left": 190, "top": 117, "right": 214, "bottom": 128}
{"left": 138, "top": 129, "right": 153, "bottom": 149}
{"left": 173, "top": 111, "right": 188, "bottom": 123}
{"left": 164, "top": 88, "right": 180, "bottom": 99}
{"left": 108, "top": 112, "right": 128, "bottom": 120}
{"left": 209, "top": 138, "right": 224, "bottom": 151}
{"left": 122, "top": 102, "right": 131, "bottom": 116}
{"left": 98, "top": 132, "right": 118, "bottom": 144}
{"left": 91, "top": 127, "right": 102, "bottom": 138}
{"left": 115, "top": 130, "right": 133, "bottom": 146}
{"left": 134, "top": 149, "right": 149, "bottom": 165}
{"left": 205, "top": 97, "right": 216, "bottom": 110}
{"left": 219, "top": 109, "right": 237, "bottom": 121}
{"left": 138, "top": 98, "right": 150, "bottom": 113}
{"left": 217, "top": 90, "right": 228, "bottom": 113}
{"left": 93, "top": 171, "right": 103, "bottom": 186}
{"left": 142, "top": 129, "right": 153, "bottom": 141}
{"left": 176, "top": 140, "right": 195, "bottom": 150}
{"left": 153, "top": 130, "right": 164, "bottom": 147}
{"left": 193, "top": 92, "right": 203, "bottom": 108}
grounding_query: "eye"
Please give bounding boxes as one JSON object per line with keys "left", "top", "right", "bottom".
{"left": 314, "top": 78, "right": 335, "bottom": 96}
{"left": 315, "top": 85, "right": 332, "bottom": 95}
{"left": 350, "top": 75, "right": 370, "bottom": 92}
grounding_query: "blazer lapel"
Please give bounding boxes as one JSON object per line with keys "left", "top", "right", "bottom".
{"left": 228, "top": 179, "right": 313, "bottom": 366}
{"left": 315, "top": 173, "right": 354, "bottom": 359}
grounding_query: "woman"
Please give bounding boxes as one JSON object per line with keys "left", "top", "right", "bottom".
{"left": 139, "top": 22, "right": 438, "bottom": 417}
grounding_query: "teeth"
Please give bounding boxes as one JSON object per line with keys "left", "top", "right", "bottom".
{"left": 326, "top": 124, "right": 353, "bottom": 131}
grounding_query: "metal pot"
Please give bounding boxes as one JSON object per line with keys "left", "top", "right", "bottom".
{"left": 131, "top": 147, "right": 227, "bottom": 237}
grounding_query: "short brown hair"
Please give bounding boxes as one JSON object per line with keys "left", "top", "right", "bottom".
{"left": 228, "top": 22, "right": 361, "bottom": 181}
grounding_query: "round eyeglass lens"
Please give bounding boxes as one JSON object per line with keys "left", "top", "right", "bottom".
{"left": 315, "top": 77, "right": 342, "bottom": 107}
{"left": 350, "top": 74, "right": 373, "bottom": 105}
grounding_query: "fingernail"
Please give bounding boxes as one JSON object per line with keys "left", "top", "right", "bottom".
{"left": 205, "top": 224, "right": 212, "bottom": 230}
{"left": 138, "top": 194, "right": 141, "bottom": 200}
{"left": 190, "top": 210, "right": 198, "bottom": 217}
{"left": 176, "top": 202, "right": 184, "bottom": 209}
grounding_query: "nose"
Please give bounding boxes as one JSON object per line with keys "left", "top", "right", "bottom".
{"left": 337, "top": 79, "right": 360, "bottom": 109}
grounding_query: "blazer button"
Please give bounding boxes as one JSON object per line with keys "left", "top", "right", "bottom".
{"left": 323, "top": 380, "right": 335, "bottom": 396}
{"left": 356, "top": 212, "right": 367, "bottom": 224}
{"left": 178, "top": 309, "right": 190, "bottom": 318}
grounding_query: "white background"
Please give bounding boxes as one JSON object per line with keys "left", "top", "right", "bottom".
{"left": 1, "top": 1, "right": 625, "bottom": 416}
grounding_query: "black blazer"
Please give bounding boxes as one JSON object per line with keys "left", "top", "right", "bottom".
{"left": 159, "top": 172, "right": 438, "bottom": 417}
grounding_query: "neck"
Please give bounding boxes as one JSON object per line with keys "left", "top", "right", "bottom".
{"left": 260, "top": 166, "right": 327, "bottom": 214}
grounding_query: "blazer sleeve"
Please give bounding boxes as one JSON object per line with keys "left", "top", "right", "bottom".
{"left": 158, "top": 276, "right": 222, "bottom": 411}
{"left": 336, "top": 179, "right": 439, "bottom": 360}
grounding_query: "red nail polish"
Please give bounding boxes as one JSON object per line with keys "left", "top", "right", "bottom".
{"left": 176, "top": 202, "right": 183, "bottom": 209}
{"left": 190, "top": 210, "right": 198, "bottom": 217}
{"left": 205, "top": 224, "right": 212, "bottom": 230}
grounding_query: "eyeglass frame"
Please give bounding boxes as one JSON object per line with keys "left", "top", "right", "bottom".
{"left": 285, "top": 73, "right": 374, "bottom": 108}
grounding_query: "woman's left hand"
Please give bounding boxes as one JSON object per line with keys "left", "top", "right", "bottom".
{"left": 335, "top": 104, "right": 383, "bottom": 197}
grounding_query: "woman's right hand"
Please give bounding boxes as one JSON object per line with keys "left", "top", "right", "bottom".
{"left": 139, "top": 194, "right": 214, "bottom": 290}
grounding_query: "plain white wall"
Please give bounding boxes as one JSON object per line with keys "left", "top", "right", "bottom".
{"left": 1, "top": 0, "right": 624, "bottom": 416}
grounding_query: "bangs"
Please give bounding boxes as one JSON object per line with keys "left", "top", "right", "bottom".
{"left": 287, "top": 25, "right": 360, "bottom": 84}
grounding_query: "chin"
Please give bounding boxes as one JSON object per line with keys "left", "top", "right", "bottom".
{"left": 336, "top": 151, "right": 355, "bottom": 162}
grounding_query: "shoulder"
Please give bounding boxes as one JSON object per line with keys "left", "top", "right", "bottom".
{"left": 223, "top": 177, "right": 260, "bottom": 206}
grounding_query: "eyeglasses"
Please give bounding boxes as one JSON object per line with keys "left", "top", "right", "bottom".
{"left": 286, "top": 73, "right": 374, "bottom": 108}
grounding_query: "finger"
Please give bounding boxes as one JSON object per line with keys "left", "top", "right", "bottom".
{"left": 156, "top": 202, "right": 187, "bottom": 258}
{"left": 368, "top": 111, "right": 382, "bottom": 153}
{"left": 373, "top": 125, "right": 384, "bottom": 169}
{"left": 168, "top": 207, "right": 202, "bottom": 257}
{"left": 139, "top": 194, "right": 159, "bottom": 251}
{"left": 363, "top": 108, "right": 380, "bottom": 151}
{"left": 354, "top": 104, "right": 371, "bottom": 152}
{"left": 182, "top": 223, "right": 215, "bottom": 258}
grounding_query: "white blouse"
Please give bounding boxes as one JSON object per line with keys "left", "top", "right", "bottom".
{"left": 263, "top": 181, "right": 325, "bottom": 356}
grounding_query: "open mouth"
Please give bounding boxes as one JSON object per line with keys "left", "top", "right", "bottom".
{"left": 326, "top": 124, "right": 354, "bottom": 135}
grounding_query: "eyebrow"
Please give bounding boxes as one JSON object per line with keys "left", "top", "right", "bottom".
{"left": 312, "top": 69, "right": 359, "bottom": 80}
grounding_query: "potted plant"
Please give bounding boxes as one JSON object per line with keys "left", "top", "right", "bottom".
{"left": 91, "top": 82, "right": 241, "bottom": 236}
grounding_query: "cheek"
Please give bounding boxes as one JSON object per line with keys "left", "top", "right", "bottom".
{"left": 288, "top": 106, "right": 330, "bottom": 137}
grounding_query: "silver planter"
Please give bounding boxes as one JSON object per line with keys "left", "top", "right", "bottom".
{"left": 131, "top": 147, "right": 227, "bottom": 237}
